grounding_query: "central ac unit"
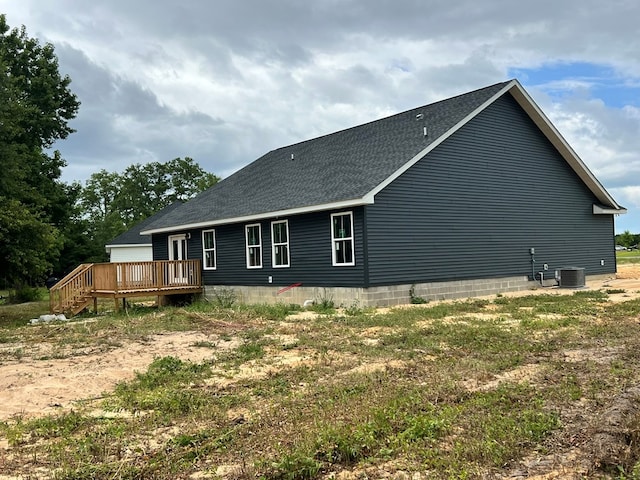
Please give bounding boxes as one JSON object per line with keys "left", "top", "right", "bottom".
{"left": 557, "top": 267, "right": 585, "bottom": 288}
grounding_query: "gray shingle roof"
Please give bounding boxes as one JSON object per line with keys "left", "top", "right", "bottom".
{"left": 142, "top": 79, "right": 623, "bottom": 234}
{"left": 106, "top": 201, "right": 183, "bottom": 246}
{"left": 144, "top": 81, "right": 511, "bottom": 233}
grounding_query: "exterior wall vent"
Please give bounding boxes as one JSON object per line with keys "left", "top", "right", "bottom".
{"left": 556, "top": 267, "right": 585, "bottom": 288}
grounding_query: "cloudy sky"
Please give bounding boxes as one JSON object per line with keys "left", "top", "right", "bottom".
{"left": 2, "top": 0, "right": 639, "bottom": 233}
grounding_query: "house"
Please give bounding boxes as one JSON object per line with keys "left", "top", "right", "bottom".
{"left": 106, "top": 202, "right": 182, "bottom": 263}
{"left": 141, "top": 79, "right": 626, "bottom": 306}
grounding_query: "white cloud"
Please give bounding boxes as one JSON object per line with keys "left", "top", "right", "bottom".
{"left": 2, "top": 0, "right": 639, "bottom": 231}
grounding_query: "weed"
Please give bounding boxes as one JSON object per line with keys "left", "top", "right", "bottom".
{"left": 269, "top": 451, "right": 321, "bottom": 480}
{"left": 308, "top": 301, "right": 335, "bottom": 314}
{"left": 192, "top": 340, "right": 217, "bottom": 348}
{"left": 409, "top": 284, "right": 428, "bottom": 304}
{"left": 606, "top": 288, "right": 626, "bottom": 294}
{"left": 310, "top": 288, "right": 335, "bottom": 313}
{"left": 238, "top": 302, "right": 301, "bottom": 321}
{"left": 343, "top": 300, "right": 364, "bottom": 316}
{"left": 211, "top": 287, "right": 237, "bottom": 308}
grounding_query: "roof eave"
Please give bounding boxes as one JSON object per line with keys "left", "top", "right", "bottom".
{"left": 143, "top": 79, "right": 623, "bottom": 235}
{"left": 593, "top": 204, "right": 627, "bottom": 215}
{"left": 140, "top": 197, "right": 375, "bottom": 235}
{"left": 104, "top": 243, "right": 153, "bottom": 248}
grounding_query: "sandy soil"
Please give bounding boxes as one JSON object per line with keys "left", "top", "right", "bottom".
{"left": 0, "top": 264, "right": 640, "bottom": 478}
{"left": 0, "top": 264, "right": 638, "bottom": 423}
{"left": 0, "top": 331, "right": 225, "bottom": 421}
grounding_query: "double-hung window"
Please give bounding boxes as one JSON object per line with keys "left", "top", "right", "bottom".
{"left": 271, "top": 220, "right": 290, "bottom": 268}
{"left": 202, "top": 229, "right": 216, "bottom": 270}
{"left": 331, "top": 212, "right": 355, "bottom": 266}
{"left": 245, "top": 224, "right": 262, "bottom": 268}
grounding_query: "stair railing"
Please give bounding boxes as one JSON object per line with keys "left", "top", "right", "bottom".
{"left": 49, "top": 263, "right": 94, "bottom": 315}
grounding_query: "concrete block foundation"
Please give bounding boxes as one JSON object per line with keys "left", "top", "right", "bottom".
{"left": 203, "top": 274, "right": 564, "bottom": 307}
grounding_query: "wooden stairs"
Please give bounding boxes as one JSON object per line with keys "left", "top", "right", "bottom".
{"left": 49, "top": 263, "right": 94, "bottom": 316}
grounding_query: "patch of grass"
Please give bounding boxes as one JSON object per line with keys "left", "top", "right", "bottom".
{"left": 215, "top": 339, "right": 267, "bottom": 369}
{"left": 8, "top": 286, "right": 44, "bottom": 304}
{"left": 4, "top": 287, "right": 640, "bottom": 478}
{"left": 109, "top": 356, "right": 212, "bottom": 415}
{"left": 447, "top": 384, "right": 559, "bottom": 468}
{"left": 308, "top": 301, "right": 336, "bottom": 315}
{"left": 343, "top": 301, "right": 372, "bottom": 316}
{"left": 617, "top": 251, "right": 640, "bottom": 264}
{"left": 238, "top": 302, "right": 302, "bottom": 321}
{"left": 0, "top": 297, "right": 50, "bottom": 328}
{"left": 269, "top": 451, "right": 322, "bottom": 480}
{"left": 604, "top": 298, "right": 640, "bottom": 319}
{"left": 2, "top": 410, "right": 91, "bottom": 446}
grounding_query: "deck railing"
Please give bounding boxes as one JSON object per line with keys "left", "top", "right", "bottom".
{"left": 91, "top": 260, "right": 202, "bottom": 292}
{"left": 50, "top": 260, "right": 202, "bottom": 315}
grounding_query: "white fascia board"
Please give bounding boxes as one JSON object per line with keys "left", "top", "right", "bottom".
{"left": 593, "top": 205, "right": 627, "bottom": 215}
{"left": 366, "top": 80, "right": 518, "bottom": 199}
{"left": 508, "top": 81, "right": 623, "bottom": 210}
{"left": 140, "top": 197, "right": 374, "bottom": 235}
{"left": 104, "top": 243, "right": 153, "bottom": 249}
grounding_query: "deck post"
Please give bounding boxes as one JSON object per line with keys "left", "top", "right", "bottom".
{"left": 93, "top": 297, "right": 98, "bottom": 313}
{"left": 156, "top": 262, "right": 164, "bottom": 288}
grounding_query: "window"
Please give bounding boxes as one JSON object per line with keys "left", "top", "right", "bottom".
{"left": 245, "top": 224, "right": 262, "bottom": 268}
{"left": 331, "top": 212, "right": 355, "bottom": 266}
{"left": 271, "top": 220, "right": 290, "bottom": 268}
{"left": 202, "top": 229, "right": 216, "bottom": 270}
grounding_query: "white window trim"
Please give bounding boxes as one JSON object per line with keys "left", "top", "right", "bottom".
{"left": 331, "top": 211, "right": 355, "bottom": 267}
{"left": 271, "top": 220, "right": 290, "bottom": 268}
{"left": 245, "top": 223, "right": 263, "bottom": 269}
{"left": 202, "top": 229, "right": 216, "bottom": 270}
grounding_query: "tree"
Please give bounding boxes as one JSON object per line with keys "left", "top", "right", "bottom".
{"left": 615, "top": 230, "right": 639, "bottom": 249}
{"left": 112, "top": 157, "right": 220, "bottom": 226}
{"left": 77, "top": 158, "right": 219, "bottom": 262}
{"left": 0, "top": 15, "right": 80, "bottom": 287}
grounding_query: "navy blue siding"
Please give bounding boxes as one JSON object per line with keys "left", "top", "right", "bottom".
{"left": 152, "top": 233, "right": 168, "bottom": 260}
{"left": 152, "top": 231, "right": 202, "bottom": 262}
{"left": 152, "top": 208, "right": 366, "bottom": 287}
{"left": 365, "top": 93, "right": 616, "bottom": 286}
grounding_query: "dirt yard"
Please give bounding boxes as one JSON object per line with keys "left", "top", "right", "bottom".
{"left": 1, "top": 264, "right": 640, "bottom": 479}
{"left": 1, "top": 264, "right": 639, "bottom": 423}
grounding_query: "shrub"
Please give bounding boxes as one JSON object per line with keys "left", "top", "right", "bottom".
{"left": 8, "top": 286, "right": 42, "bottom": 304}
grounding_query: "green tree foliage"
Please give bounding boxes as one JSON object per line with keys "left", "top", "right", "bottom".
{"left": 615, "top": 230, "right": 639, "bottom": 249}
{"left": 78, "top": 157, "right": 219, "bottom": 262}
{"left": 0, "top": 15, "right": 80, "bottom": 287}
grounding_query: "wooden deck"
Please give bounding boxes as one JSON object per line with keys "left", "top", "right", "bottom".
{"left": 50, "top": 260, "right": 203, "bottom": 316}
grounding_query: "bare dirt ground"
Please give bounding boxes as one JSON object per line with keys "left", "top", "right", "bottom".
{"left": 1, "top": 265, "right": 639, "bottom": 423}
{"left": 0, "top": 264, "right": 639, "bottom": 478}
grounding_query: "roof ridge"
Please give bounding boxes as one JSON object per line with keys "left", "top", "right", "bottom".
{"left": 267, "top": 80, "right": 514, "bottom": 155}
